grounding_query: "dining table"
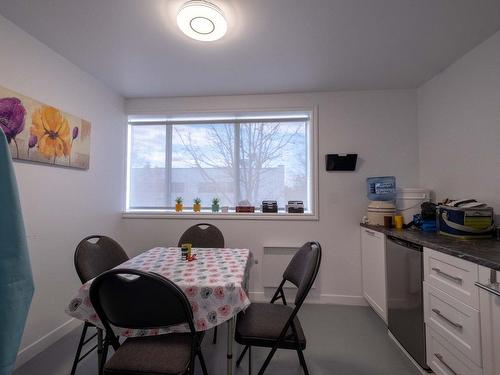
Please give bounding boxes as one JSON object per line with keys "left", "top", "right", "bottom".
{"left": 66, "top": 246, "right": 253, "bottom": 375}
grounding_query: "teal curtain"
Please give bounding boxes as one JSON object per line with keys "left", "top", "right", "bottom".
{"left": 0, "top": 129, "right": 34, "bottom": 375}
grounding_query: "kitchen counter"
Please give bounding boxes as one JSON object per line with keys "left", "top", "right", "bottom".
{"left": 361, "top": 223, "right": 500, "bottom": 271}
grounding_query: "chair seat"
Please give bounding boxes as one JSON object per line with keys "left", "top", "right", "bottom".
{"left": 235, "top": 303, "right": 306, "bottom": 350}
{"left": 104, "top": 333, "right": 197, "bottom": 375}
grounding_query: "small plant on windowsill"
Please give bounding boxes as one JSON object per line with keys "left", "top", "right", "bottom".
{"left": 193, "top": 197, "right": 202, "bottom": 212}
{"left": 175, "top": 197, "right": 183, "bottom": 212}
{"left": 211, "top": 197, "right": 220, "bottom": 213}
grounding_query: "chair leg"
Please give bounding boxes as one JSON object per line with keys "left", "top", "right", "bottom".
{"left": 212, "top": 326, "right": 218, "bottom": 344}
{"left": 70, "top": 323, "right": 89, "bottom": 375}
{"left": 190, "top": 360, "right": 195, "bottom": 375}
{"left": 236, "top": 345, "right": 249, "bottom": 367}
{"left": 97, "top": 328, "right": 104, "bottom": 375}
{"left": 248, "top": 346, "right": 252, "bottom": 375}
{"left": 197, "top": 351, "right": 209, "bottom": 375}
{"left": 256, "top": 346, "right": 279, "bottom": 375}
{"left": 99, "top": 333, "right": 109, "bottom": 375}
{"left": 296, "top": 348, "right": 309, "bottom": 375}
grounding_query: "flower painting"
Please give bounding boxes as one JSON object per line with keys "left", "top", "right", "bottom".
{"left": 0, "top": 85, "right": 91, "bottom": 169}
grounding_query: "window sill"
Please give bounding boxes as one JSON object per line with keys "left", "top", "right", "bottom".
{"left": 122, "top": 210, "right": 318, "bottom": 221}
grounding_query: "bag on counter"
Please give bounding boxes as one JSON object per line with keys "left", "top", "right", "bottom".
{"left": 437, "top": 205, "right": 494, "bottom": 239}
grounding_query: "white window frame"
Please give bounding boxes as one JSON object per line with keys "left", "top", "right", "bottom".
{"left": 123, "top": 107, "right": 319, "bottom": 221}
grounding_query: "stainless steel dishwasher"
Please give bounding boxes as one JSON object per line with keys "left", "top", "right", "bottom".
{"left": 386, "top": 235, "right": 430, "bottom": 371}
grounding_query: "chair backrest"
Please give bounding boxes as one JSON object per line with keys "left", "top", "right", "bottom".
{"left": 74, "top": 235, "right": 129, "bottom": 283}
{"left": 89, "top": 269, "right": 196, "bottom": 338}
{"left": 282, "top": 241, "right": 322, "bottom": 305}
{"left": 177, "top": 223, "right": 225, "bottom": 248}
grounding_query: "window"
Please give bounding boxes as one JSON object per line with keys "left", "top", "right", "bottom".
{"left": 126, "top": 111, "right": 316, "bottom": 214}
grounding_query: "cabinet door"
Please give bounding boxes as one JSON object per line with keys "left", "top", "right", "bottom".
{"left": 479, "top": 265, "right": 500, "bottom": 375}
{"left": 361, "top": 228, "right": 387, "bottom": 323}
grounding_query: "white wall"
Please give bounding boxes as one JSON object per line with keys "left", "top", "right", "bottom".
{"left": 418, "top": 30, "right": 500, "bottom": 211}
{"left": 0, "top": 15, "right": 126, "bottom": 366}
{"left": 125, "top": 90, "right": 419, "bottom": 303}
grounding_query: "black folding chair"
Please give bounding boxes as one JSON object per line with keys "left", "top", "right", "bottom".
{"left": 235, "top": 241, "right": 322, "bottom": 375}
{"left": 89, "top": 268, "right": 208, "bottom": 375}
{"left": 178, "top": 223, "right": 225, "bottom": 344}
{"left": 178, "top": 223, "right": 225, "bottom": 249}
{"left": 71, "top": 235, "right": 129, "bottom": 375}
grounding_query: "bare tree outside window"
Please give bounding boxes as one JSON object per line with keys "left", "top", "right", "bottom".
{"left": 173, "top": 121, "right": 307, "bottom": 207}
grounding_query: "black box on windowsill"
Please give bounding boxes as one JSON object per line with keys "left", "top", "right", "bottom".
{"left": 287, "top": 201, "right": 304, "bottom": 214}
{"left": 262, "top": 201, "right": 278, "bottom": 213}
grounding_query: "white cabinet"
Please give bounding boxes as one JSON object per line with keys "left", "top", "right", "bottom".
{"left": 423, "top": 247, "right": 482, "bottom": 373}
{"left": 478, "top": 265, "right": 500, "bottom": 375}
{"left": 361, "top": 227, "right": 387, "bottom": 323}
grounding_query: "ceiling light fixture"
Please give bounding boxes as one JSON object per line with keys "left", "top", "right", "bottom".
{"left": 177, "top": 1, "right": 227, "bottom": 42}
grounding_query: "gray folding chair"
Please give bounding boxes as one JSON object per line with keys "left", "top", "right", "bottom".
{"left": 71, "top": 235, "right": 129, "bottom": 375}
{"left": 177, "top": 223, "right": 225, "bottom": 249}
{"left": 235, "top": 241, "right": 322, "bottom": 375}
{"left": 89, "top": 269, "right": 208, "bottom": 375}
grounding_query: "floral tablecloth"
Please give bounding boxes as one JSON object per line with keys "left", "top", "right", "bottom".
{"left": 66, "top": 247, "right": 252, "bottom": 337}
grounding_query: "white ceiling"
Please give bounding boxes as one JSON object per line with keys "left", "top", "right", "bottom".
{"left": 1, "top": 0, "right": 500, "bottom": 98}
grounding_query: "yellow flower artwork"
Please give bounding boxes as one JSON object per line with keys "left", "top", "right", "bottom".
{"left": 31, "top": 106, "right": 72, "bottom": 161}
{"left": 0, "top": 85, "right": 91, "bottom": 169}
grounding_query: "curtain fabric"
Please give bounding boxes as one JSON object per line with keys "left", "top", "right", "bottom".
{"left": 0, "top": 129, "right": 34, "bottom": 375}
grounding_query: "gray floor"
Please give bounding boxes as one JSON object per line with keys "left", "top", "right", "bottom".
{"left": 14, "top": 305, "right": 420, "bottom": 375}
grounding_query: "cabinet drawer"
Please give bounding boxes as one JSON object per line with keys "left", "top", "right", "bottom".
{"left": 424, "top": 247, "right": 479, "bottom": 308}
{"left": 426, "top": 327, "right": 482, "bottom": 375}
{"left": 424, "top": 282, "right": 481, "bottom": 365}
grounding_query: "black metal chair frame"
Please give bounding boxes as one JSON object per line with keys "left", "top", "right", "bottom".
{"left": 71, "top": 235, "right": 128, "bottom": 375}
{"left": 178, "top": 223, "right": 225, "bottom": 345}
{"left": 89, "top": 268, "right": 208, "bottom": 375}
{"left": 70, "top": 321, "right": 104, "bottom": 375}
{"left": 236, "top": 241, "right": 322, "bottom": 375}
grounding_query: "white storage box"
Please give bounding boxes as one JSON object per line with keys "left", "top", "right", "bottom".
{"left": 396, "top": 188, "right": 431, "bottom": 224}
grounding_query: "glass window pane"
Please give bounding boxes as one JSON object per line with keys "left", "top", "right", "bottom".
{"left": 127, "top": 116, "right": 312, "bottom": 212}
{"left": 172, "top": 124, "right": 235, "bottom": 207}
{"left": 239, "top": 121, "right": 308, "bottom": 208}
{"left": 129, "top": 125, "right": 167, "bottom": 208}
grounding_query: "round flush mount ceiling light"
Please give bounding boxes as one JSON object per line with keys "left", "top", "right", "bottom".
{"left": 177, "top": 1, "right": 227, "bottom": 42}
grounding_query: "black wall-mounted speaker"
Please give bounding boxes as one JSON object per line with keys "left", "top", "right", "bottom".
{"left": 326, "top": 154, "right": 358, "bottom": 171}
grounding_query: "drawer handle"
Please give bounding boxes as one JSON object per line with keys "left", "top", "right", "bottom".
{"left": 365, "top": 230, "right": 376, "bottom": 236}
{"left": 432, "top": 308, "right": 463, "bottom": 330}
{"left": 434, "top": 353, "right": 458, "bottom": 375}
{"left": 431, "top": 267, "right": 463, "bottom": 284}
{"left": 475, "top": 282, "right": 500, "bottom": 297}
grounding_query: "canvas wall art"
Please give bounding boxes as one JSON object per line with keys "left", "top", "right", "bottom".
{"left": 0, "top": 85, "right": 91, "bottom": 169}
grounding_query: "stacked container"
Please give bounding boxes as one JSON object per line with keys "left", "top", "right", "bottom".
{"left": 366, "top": 176, "right": 397, "bottom": 225}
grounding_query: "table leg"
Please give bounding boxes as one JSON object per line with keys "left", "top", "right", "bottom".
{"left": 227, "top": 316, "right": 235, "bottom": 375}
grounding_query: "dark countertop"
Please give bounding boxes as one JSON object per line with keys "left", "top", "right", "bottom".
{"left": 360, "top": 223, "right": 500, "bottom": 271}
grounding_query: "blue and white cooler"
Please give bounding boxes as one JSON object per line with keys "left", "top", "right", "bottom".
{"left": 437, "top": 204, "right": 495, "bottom": 239}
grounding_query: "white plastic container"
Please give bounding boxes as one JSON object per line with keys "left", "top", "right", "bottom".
{"left": 396, "top": 188, "right": 431, "bottom": 224}
{"left": 367, "top": 201, "right": 396, "bottom": 226}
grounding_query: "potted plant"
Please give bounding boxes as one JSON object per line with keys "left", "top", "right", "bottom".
{"left": 175, "top": 197, "right": 183, "bottom": 212}
{"left": 193, "top": 197, "right": 201, "bottom": 212}
{"left": 211, "top": 197, "right": 220, "bottom": 213}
